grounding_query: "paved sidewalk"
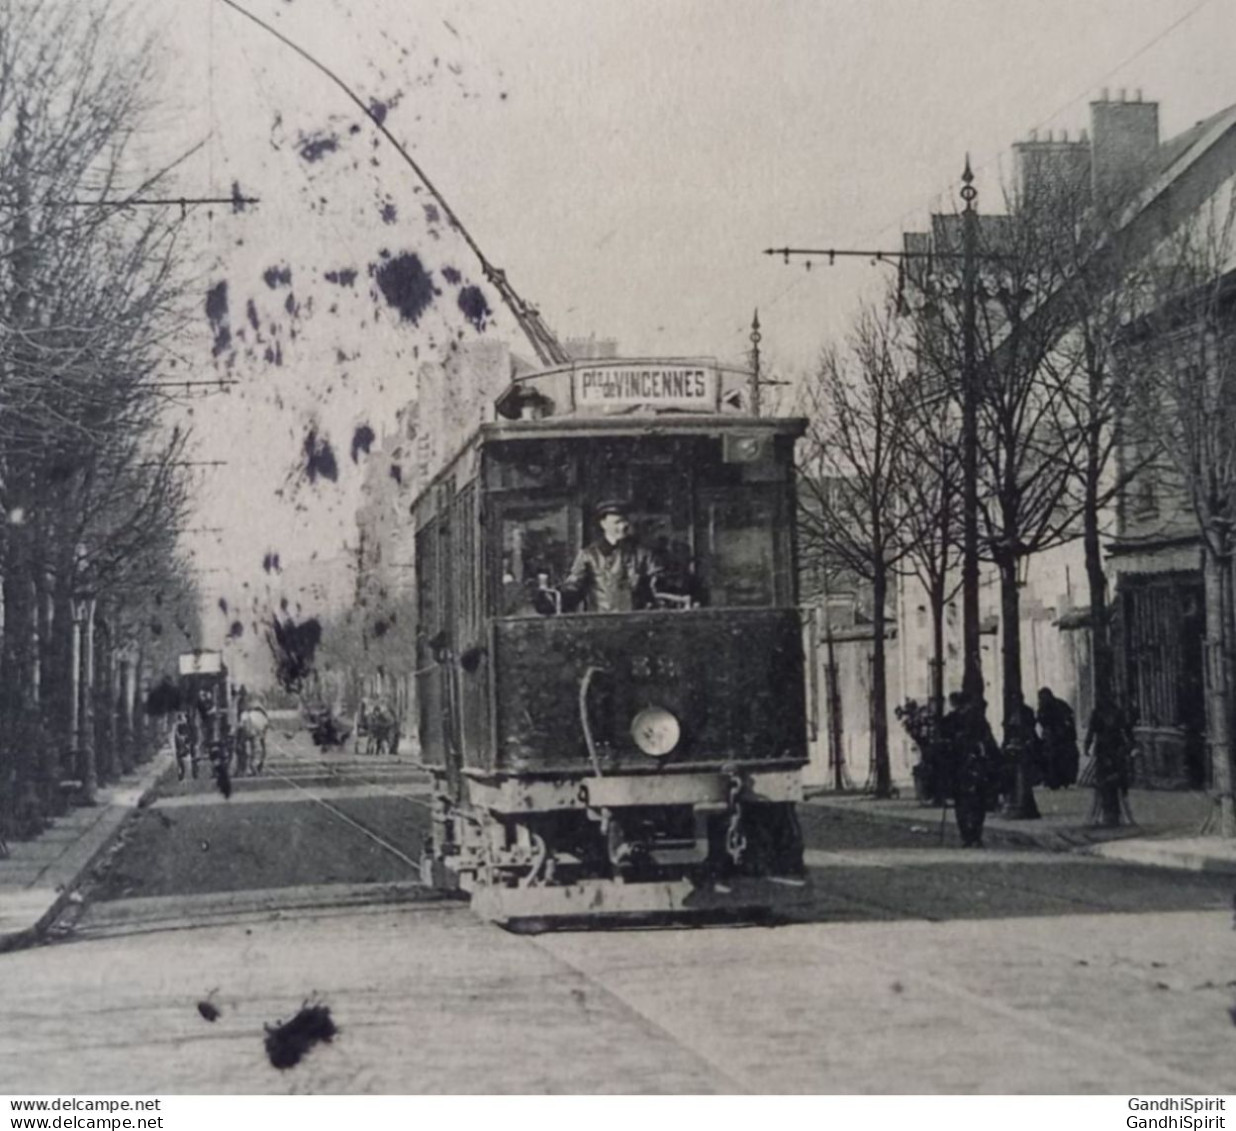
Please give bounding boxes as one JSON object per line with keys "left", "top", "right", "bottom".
{"left": 805, "top": 783, "right": 1236, "bottom": 874}
{"left": 0, "top": 750, "right": 171, "bottom": 952}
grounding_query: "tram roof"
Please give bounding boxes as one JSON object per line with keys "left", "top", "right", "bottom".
{"left": 478, "top": 414, "right": 806, "bottom": 444}
{"left": 412, "top": 356, "right": 803, "bottom": 506}
{"left": 493, "top": 356, "right": 788, "bottom": 426}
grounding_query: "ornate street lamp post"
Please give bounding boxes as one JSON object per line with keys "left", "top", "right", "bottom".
{"left": 71, "top": 545, "right": 97, "bottom": 805}
{"left": 960, "top": 158, "right": 984, "bottom": 703}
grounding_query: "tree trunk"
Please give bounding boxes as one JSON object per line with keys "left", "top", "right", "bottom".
{"left": 69, "top": 608, "right": 82, "bottom": 785}
{"left": 93, "top": 624, "right": 109, "bottom": 784}
{"left": 118, "top": 651, "right": 135, "bottom": 773}
{"left": 1084, "top": 451, "right": 1114, "bottom": 708}
{"left": 37, "top": 572, "right": 66, "bottom": 815}
{"left": 1, "top": 523, "right": 44, "bottom": 834}
{"left": 871, "top": 567, "right": 892, "bottom": 798}
{"left": 80, "top": 597, "right": 97, "bottom": 804}
{"left": 826, "top": 625, "right": 844, "bottom": 791}
{"left": 1000, "top": 555, "right": 1040, "bottom": 819}
{"left": 930, "top": 576, "right": 946, "bottom": 722}
{"left": 51, "top": 588, "right": 73, "bottom": 764}
{"left": 110, "top": 646, "right": 127, "bottom": 775}
{"left": 1203, "top": 540, "right": 1236, "bottom": 836}
{"left": 133, "top": 648, "right": 148, "bottom": 762}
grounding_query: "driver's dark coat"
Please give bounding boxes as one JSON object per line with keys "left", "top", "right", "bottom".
{"left": 561, "top": 538, "right": 664, "bottom": 613}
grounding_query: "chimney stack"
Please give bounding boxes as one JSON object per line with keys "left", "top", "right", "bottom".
{"left": 1090, "top": 91, "right": 1158, "bottom": 198}
{"left": 1012, "top": 129, "right": 1092, "bottom": 207}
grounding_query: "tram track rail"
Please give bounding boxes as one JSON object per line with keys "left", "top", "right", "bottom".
{"left": 259, "top": 763, "right": 428, "bottom": 873}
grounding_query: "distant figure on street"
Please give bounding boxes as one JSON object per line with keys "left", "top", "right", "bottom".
{"left": 1037, "top": 687, "right": 1080, "bottom": 789}
{"left": 173, "top": 712, "right": 192, "bottom": 780}
{"left": 1085, "top": 699, "right": 1135, "bottom": 827}
{"left": 1016, "top": 694, "right": 1044, "bottom": 790}
{"left": 197, "top": 689, "right": 217, "bottom": 748}
{"left": 947, "top": 691, "right": 999, "bottom": 848}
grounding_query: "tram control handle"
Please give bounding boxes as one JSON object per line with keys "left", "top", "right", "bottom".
{"left": 534, "top": 575, "right": 694, "bottom": 615}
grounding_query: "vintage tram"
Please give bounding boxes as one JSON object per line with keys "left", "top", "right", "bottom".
{"left": 177, "top": 650, "right": 233, "bottom": 778}
{"left": 415, "top": 357, "right": 809, "bottom": 926}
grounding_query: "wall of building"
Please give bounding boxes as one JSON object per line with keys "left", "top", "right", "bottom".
{"left": 805, "top": 621, "right": 915, "bottom": 791}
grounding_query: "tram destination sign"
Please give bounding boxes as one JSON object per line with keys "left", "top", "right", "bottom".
{"left": 178, "top": 651, "right": 224, "bottom": 676}
{"left": 572, "top": 361, "right": 719, "bottom": 411}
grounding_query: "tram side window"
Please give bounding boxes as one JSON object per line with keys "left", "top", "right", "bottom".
{"left": 452, "top": 485, "right": 479, "bottom": 642}
{"left": 697, "top": 487, "right": 778, "bottom": 607}
{"left": 487, "top": 441, "right": 574, "bottom": 491}
{"left": 415, "top": 523, "right": 439, "bottom": 657}
{"left": 497, "top": 503, "right": 571, "bottom": 616}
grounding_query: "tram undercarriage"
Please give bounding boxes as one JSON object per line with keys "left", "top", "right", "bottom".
{"left": 421, "top": 768, "right": 807, "bottom": 929}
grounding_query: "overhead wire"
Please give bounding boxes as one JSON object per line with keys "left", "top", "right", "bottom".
{"left": 738, "top": 0, "right": 1220, "bottom": 386}
{"left": 855, "top": 0, "right": 1218, "bottom": 252}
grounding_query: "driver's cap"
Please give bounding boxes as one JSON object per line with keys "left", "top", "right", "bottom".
{"left": 595, "top": 499, "right": 631, "bottom": 519}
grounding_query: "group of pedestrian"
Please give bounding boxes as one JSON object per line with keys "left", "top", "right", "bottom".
{"left": 934, "top": 686, "right": 1135, "bottom": 846}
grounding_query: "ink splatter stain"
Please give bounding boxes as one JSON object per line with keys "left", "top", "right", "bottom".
{"left": 351, "top": 425, "right": 375, "bottom": 463}
{"left": 458, "top": 285, "right": 491, "bottom": 332}
{"left": 264, "top": 1003, "right": 338, "bottom": 1070}
{"left": 303, "top": 430, "right": 338, "bottom": 484}
{"left": 267, "top": 616, "right": 323, "bottom": 693}
{"left": 298, "top": 132, "right": 339, "bottom": 162}
{"left": 206, "top": 281, "right": 231, "bottom": 357}
{"left": 372, "top": 253, "right": 435, "bottom": 325}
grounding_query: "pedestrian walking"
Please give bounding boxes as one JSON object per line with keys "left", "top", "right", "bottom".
{"left": 949, "top": 692, "right": 999, "bottom": 848}
{"left": 1037, "top": 686, "right": 1080, "bottom": 789}
{"left": 1085, "top": 699, "right": 1134, "bottom": 827}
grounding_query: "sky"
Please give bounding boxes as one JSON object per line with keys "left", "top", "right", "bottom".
{"left": 122, "top": 0, "right": 1236, "bottom": 684}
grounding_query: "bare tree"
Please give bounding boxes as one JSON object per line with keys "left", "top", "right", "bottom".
{"left": 0, "top": 0, "right": 194, "bottom": 832}
{"left": 898, "top": 368, "right": 964, "bottom": 722}
{"left": 911, "top": 195, "right": 1086, "bottom": 819}
{"left": 799, "top": 299, "right": 915, "bottom": 798}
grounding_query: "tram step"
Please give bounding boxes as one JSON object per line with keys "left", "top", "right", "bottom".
{"left": 469, "top": 876, "right": 779, "bottom": 928}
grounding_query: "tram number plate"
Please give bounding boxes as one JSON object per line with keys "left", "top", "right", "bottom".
{"left": 630, "top": 654, "right": 680, "bottom": 680}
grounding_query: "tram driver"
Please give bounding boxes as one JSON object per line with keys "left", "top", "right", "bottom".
{"left": 550, "top": 499, "right": 672, "bottom": 614}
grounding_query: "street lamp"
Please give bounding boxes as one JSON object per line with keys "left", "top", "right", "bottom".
{"left": 70, "top": 545, "right": 97, "bottom": 806}
{"left": 959, "top": 157, "right": 984, "bottom": 706}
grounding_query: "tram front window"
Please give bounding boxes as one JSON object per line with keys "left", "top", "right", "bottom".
{"left": 498, "top": 504, "right": 571, "bottom": 616}
{"left": 697, "top": 486, "right": 779, "bottom": 607}
{"left": 493, "top": 451, "right": 785, "bottom": 617}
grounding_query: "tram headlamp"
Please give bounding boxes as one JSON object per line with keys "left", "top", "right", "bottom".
{"left": 631, "top": 706, "right": 680, "bottom": 758}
